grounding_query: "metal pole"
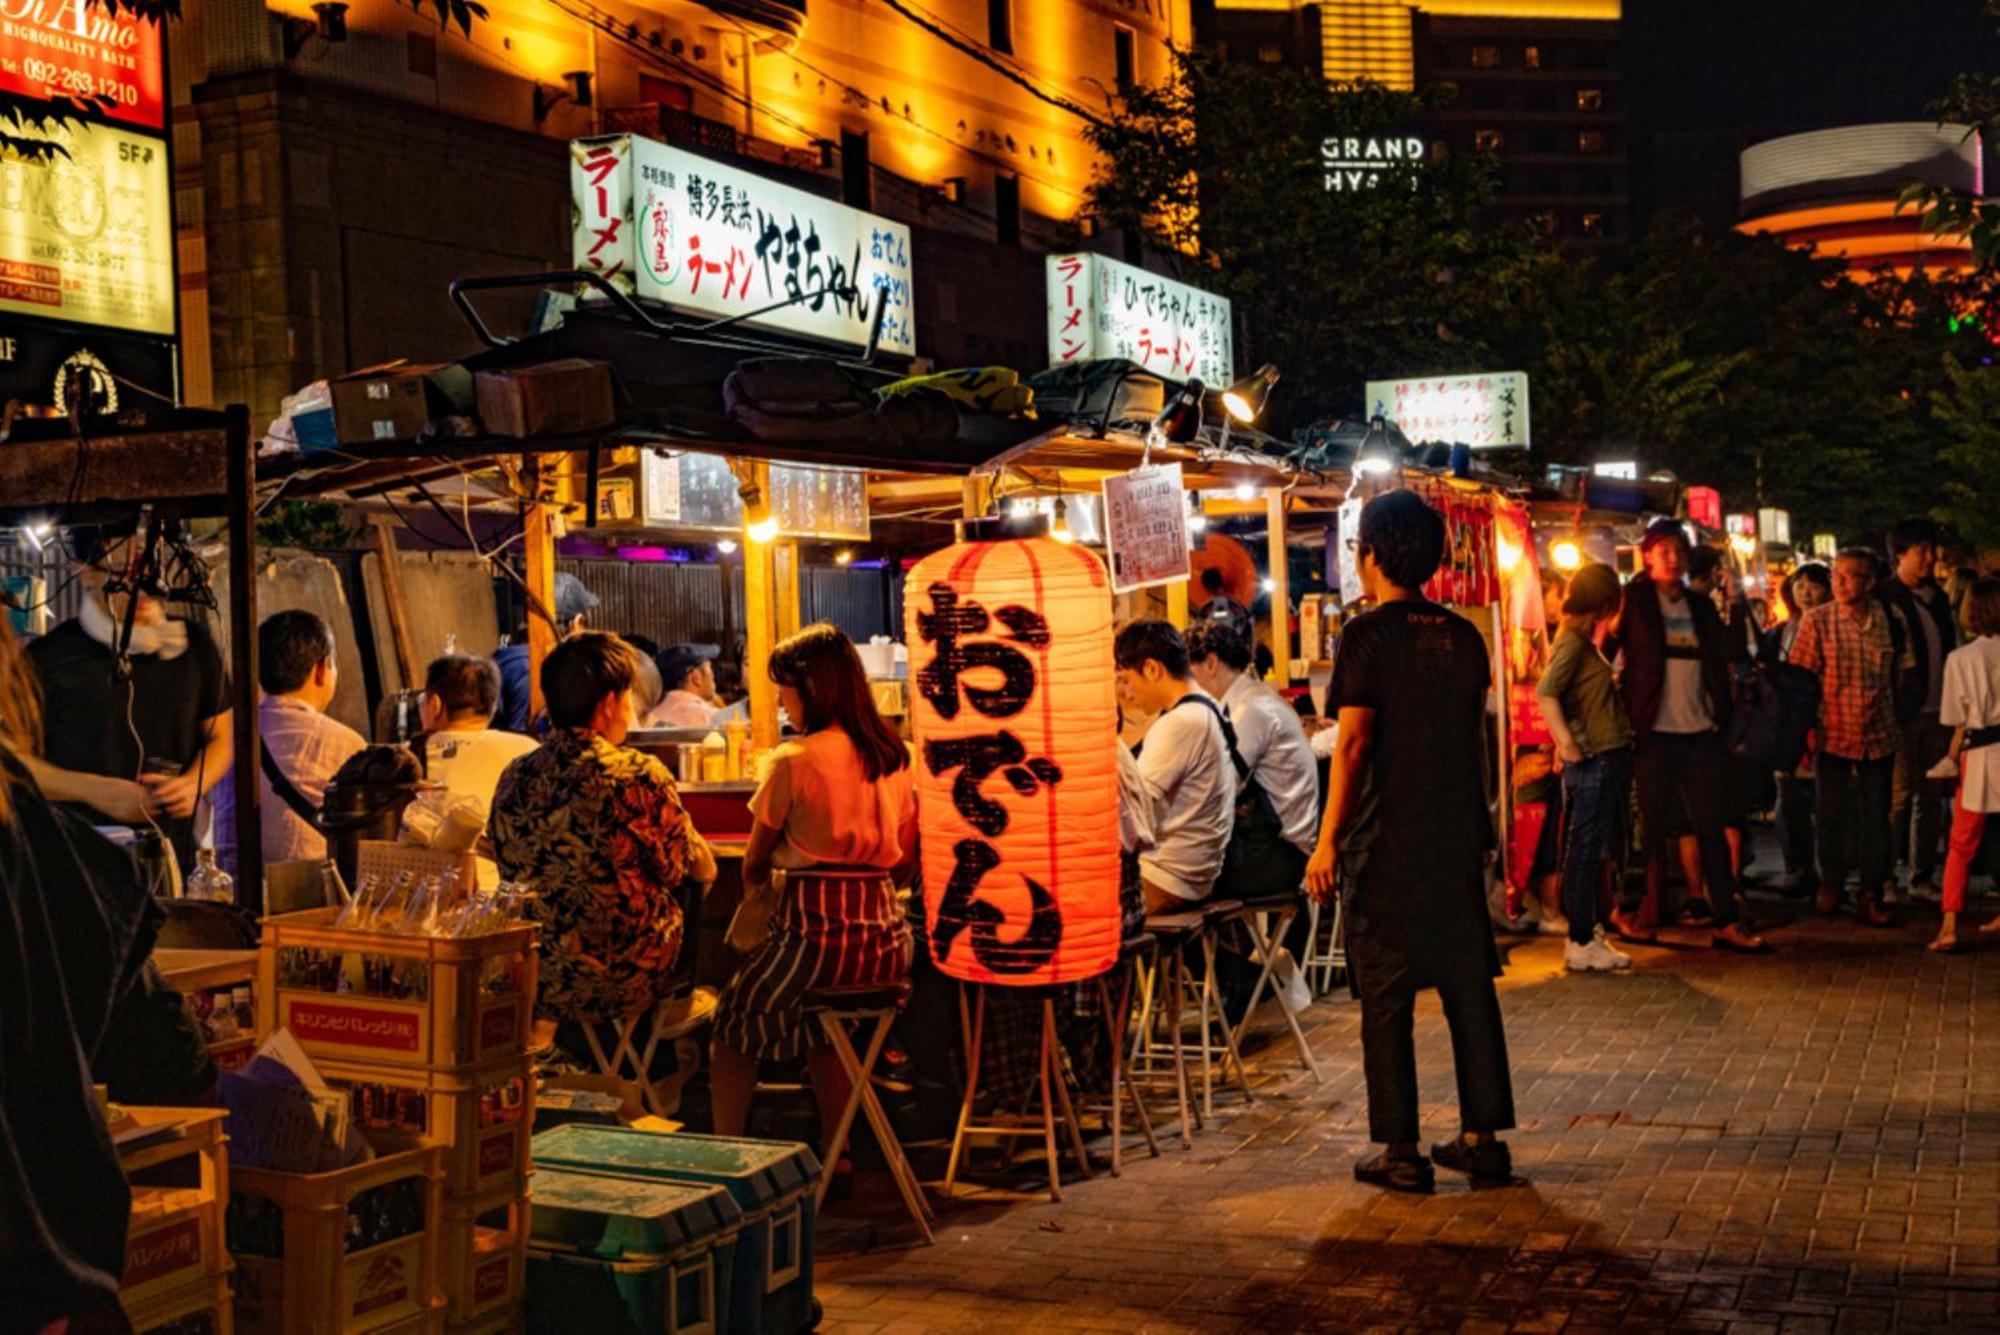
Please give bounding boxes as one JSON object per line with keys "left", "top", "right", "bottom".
{"left": 224, "top": 404, "right": 263, "bottom": 915}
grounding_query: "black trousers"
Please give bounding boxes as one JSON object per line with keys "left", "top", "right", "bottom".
{"left": 1816, "top": 753, "right": 1894, "bottom": 908}
{"left": 1356, "top": 961, "right": 1516, "bottom": 1146}
{"left": 1632, "top": 731, "right": 1738, "bottom": 926}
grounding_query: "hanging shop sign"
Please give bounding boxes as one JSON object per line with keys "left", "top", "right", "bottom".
{"left": 1046, "top": 252, "right": 1233, "bottom": 386}
{"left": 1725, "top": 513, "right": 1757, "bottom": 538}
{"left": 1320, "top": 135, "right": 1428, "bottom": 193}
{"left": 571, "top": 134, "right": 915, "bottom": 356}
{"left": 0, "top": 324, "right": 174, "bottom": 409}
{"left": 1757, "top": 507, "right": 1791, "bottom": 546}
{"left": 1592, "top": 460, "right": 1638, "bottom": 480}
{"left": 0, "top": 0, "right": 167, "bottom": 132}
{"left": 1100, "top": 463, "right": 1191, "bottom": 594}
{"left": 1364, "top": 371, "right": 1529, "bottom": 449}
{"left": 639, "top": 449, "right": 870, "bottom": 540}
{"left": 0, "top": 119, "right": 173, "bottom": 336}
{"left": 1685, "top": 485, "right": 1723, "bottom": 531}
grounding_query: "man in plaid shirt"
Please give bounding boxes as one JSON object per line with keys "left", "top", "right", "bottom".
{"left": 1789, "top": 549, "right": 1914, "bottom": 926}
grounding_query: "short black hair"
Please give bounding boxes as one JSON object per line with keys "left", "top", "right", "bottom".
{"left": 424, "top": 654, "right": 500, "bottom": 720}
{"left": 1184, "top": 619, "right": 1252, "bottom": 672}
{"left": 1114, "top": 619, "right": 1190, "bottom": 679}
{"left": 1685, "top": 545, "right": 1723, "bottom": 581}
{"left": 622, "top": 632, "right": 661, "bottom": 660}
{"left": 1889, "top": 517, "right": 1940, "bottom": 557}
{"left": 541, "top": 630, "right": 639, "bottom": 729}
{"left": 1356, "top": 490, "right": 1446, "bottom": 592}
{"left": 259, "top": 609, "right": 335, "bottom": 694}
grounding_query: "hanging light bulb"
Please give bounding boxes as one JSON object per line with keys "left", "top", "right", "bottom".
{"left": 746, "top": 515, "right": 780, "bottom": 544}
{"left": 1549, "top": 538, "right": 1583, "bottom": 572}
{"left": 1050, "top": 497, "right": 1075, "bottom": 544}
{"left": 835, "top": 549, "right": 854, "bottom": 566}
{"left": 717, "top": 538, "right": 739, "bottom": 555}
{"left": 1233, "top": 483, "right": 1257, "bottom": 502}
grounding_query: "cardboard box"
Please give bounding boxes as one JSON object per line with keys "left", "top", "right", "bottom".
{"left": 474, "top": 359, "right": 615, "bottom": 438}
{"left": 331, "top": 362, "right": 475, "bottom": 446}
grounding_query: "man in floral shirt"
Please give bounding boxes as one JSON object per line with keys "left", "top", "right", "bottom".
{"left": 491, "top": 632, "right": 715, "bottom": 1023}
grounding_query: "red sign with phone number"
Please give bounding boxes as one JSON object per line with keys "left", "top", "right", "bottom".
{"left": 0, "top": 0, "right": 167, "bottom": 132}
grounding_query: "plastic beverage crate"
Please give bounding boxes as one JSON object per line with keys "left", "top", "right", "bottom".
{"left": 531, "top": 1127, "right": 818, "bottom": 1335}
{"left": 126, "top": 1270, "right": 233, "bottom": 1335}
{"left": 257, "top": 908, "right": 536, "bottom": 1071}
{"left": 120, "top": 1108, "right": 231, "bottom": 1314}
{"left": 527, "top": 1168, "right": 744, "bottom": 1335}
{"left": 156, "top": 948, "right": 261, "bottom": 1073}
{"left": 317, "top": 1055, "right": 535, "bottom": 1198}
{"left": 439, "top": 1187, "right": 530, "bottom": 1324}
{"left": 228, "top": 1144, "right": 444, "bottom": 1334}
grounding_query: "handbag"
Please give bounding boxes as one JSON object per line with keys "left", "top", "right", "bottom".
{"left": 724, "top": 764, "right": 907, "bottom": 954}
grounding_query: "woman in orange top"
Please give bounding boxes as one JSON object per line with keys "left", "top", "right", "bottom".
{"left": 710, "top": 624, "right": 918, "bottom": 1139}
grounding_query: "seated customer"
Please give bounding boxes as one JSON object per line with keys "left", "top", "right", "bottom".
{"left": 214, "top": 609, "right": 366, "bottom": 874}
{"left": 1115, "top": 619, "right": 1237, "bottom": 912}
{"left": 420, "top": 655, "right": 538, "bottom": 810}
{"left": 490, "top": 632, "right": 715, "bottom": 1024}
{"left": 646, "top": 644, "right": 723, "bottom": 728}
{"left": 711, "top": 624, "right": 917, "bottom": 1142}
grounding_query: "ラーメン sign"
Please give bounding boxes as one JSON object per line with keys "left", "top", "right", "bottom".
{"left": 570, "top": 134, "right": 915, "bottom": 355}
{"left": 1320, "top": 135, "right": 1427, "bottom": 192}
{"left": 1364, "top": 371, "right": 1530, "bottom": 449}
{"left": 0, "top": 0, "right": 166, "bottom": 131}
{"left": 0, "top": 119, "right": 173, "bottom": 335}
{"left": 1046, "top": 252, "right": 1233, "bottom": 386}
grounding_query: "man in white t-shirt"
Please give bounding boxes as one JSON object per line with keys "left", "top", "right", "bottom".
{"left": 420, "top": 654, "right": 539, "bottom": 833}
{"left": 1186, "top": 618, "right": 1321, "bottom": 889}
{"left": 1114, "top": 619, "right": 1236, "bottom": 912}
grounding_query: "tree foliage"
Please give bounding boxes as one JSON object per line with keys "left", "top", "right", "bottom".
{"left": 1904, "top": 0, "right": 2000, "bottom": 270}
{"left": 1932, "top": 356, "right": 2000, "bottom": 552}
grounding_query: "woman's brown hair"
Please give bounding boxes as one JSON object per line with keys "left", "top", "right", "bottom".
{"left": 768, "top": 623, "right": 908, "bottom": 781}
{"left": 1966, "top": 576, "right": 2000, "bottom": 638}
{"left": 0, "top": 613, "right": 44, "bottom": 825}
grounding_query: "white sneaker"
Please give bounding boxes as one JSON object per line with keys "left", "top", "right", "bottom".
{"left": 1564, "top": 934, "right": 1630, "bottom": 972}
{"left": 1592, "top": 924, "right": 1633, "bottom": 968}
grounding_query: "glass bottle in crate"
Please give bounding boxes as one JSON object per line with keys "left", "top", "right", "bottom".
{"left": 186, "top": 847, "right": 234, "bottom": 904}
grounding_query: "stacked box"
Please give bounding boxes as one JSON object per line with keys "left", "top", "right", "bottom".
{"left": 121, "top": 1108, "right": 235, "bottom": 1334}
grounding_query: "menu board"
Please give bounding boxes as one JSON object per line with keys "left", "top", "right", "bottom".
{"left": 1101, "top": 463, "right": 1190, "bottom": 594}
{"left": 0, "top": 0, "right": 167, "bottom": 131}
{"left": 0, "top": 118, "right": 173, "bottom": 335}
{"left": 640, "top": 450, "right": 870, "bottom": 540}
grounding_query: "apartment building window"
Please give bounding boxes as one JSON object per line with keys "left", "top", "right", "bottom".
{"left": 1529, "top": 130, "right": 1557, "bottom": 154}
{"left": 1536, "top": 211, "right": 1560, "bottom": 236}
{"left": 1473, "top": 129, "right": 1504, "bottom": 153}
{"left": 841, "top": 129, "right": 872, "bottom": 209}
{"left": 639, "top": 74, "right": 695, "bottom": 110}
{"left": 1469, "top": 44, "right": 1500, "bottom": 69}
{"left": 1580, "top": 212, "right": 1606, "bottom": 238}
{"left": 1257, "top": 42, "right": 1284, "bottom": 63}
{"left": 996, "top": 174, "right": 1021, "bottom": 247}
{"left": 988, "top": 0, "right": 1012, "bottom": 54}
{"left": 1523, "top": 44, "right": 1541, "bottom": 69}
{"left": 1585, "top": 169, "right": 1613, "bottom": 195}
{"left": 1114, "top": 25, "right": 1137, "bottom": 94}
{"left": 1578, "top": 129, "right": 1607, "bottom": 153}
{"left": 1576, "top": 87, "right": 1605, "bottom": 112}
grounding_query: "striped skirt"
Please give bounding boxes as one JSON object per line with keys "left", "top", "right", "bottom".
{"left": 714, "top": 868, "right": 914, "bottom": 1063}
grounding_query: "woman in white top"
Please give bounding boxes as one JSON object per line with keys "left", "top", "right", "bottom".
{"left": 710, "top": 624, "right": 918, "bottom": 1138}
{"left": 1934, "top": 578, "right": 2000, "bottom": 952}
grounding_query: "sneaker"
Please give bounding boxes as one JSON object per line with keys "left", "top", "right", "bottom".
{"left": 1591, "top": 924, "right": 1632, "bottom": 967}
{"left": 1353, "top": 1151, "right": 1435, "bottom": 1194}
{"left": 1537, "top": 912, "right": 1571, "bottom": 937}
{"left": 1565, "top": 934, "right": 1629, "bottom": 972}
{"left": 1430, "top": 1134, "right": 1514, "bottom": 1184}
{"left": 1907, "top": 878, "right": 1942, "bottom": 904}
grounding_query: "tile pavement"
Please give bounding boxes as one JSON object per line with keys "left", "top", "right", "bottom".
{"left": 812, "top": 900, "right": 2000, "bottom": 1332}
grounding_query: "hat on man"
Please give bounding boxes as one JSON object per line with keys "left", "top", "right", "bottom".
{"left": 657, "top": 643, "right": 720, "bottom": 691}
{"left": 554, "top": 572, "right": 599, "bottom": 625}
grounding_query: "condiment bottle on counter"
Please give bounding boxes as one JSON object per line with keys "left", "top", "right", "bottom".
{"left": 701, "top": 730, "right": 728, "bottom": 783}
{"left": 725, "top": 718, "right": 748, "bottom": 780}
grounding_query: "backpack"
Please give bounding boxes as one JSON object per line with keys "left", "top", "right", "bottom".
{"left": 1170, "top": 694, "right": 1300, "bottom": 903}
{"left": 1725, "top": 659, "right": 1822, "bottom": 772}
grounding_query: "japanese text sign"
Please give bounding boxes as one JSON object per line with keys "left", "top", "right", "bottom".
{"left": 0, "top": 119, "right": 172, "bottom": 335}
{"left": 640, "top": 449, "right": 869, "bottom": 539}
{"left": 571, "top": 134, "right": 915, "bottom": 355}
{"left": 1101, "top": 463, "right": 1191, "bottom": 594}
{"left": 1046, "top": 252, "right": 1233, "bottom": 386}
{"left": 1364, "top": 371, "right": 1530, "bottom": 449}
{"left": 905, "top": 536, "right": 1122, "bottom": 986}
{"left": 1685, "top": 486, "right": 1722, "bottom": 531}
{"left": 0, "top": 0, "right": 166, "bottom": 131}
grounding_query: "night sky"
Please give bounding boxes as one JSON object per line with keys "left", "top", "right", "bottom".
{"left": 1626, "top": 0, "right": 2000, "bottom": 228}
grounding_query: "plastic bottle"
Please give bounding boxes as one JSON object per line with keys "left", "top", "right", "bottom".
{"left": 724, "top": 718, "right": 748, "bottom": 780}
{"left": 701, "top": 730, "right": 727, "bottom": 783}
{"left": 186, "top": 847, "right": 235, "bottom": 905}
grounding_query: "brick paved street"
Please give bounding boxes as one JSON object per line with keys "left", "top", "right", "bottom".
{"left": 814, "top": 898, "right": 2000, "bottom": 1332}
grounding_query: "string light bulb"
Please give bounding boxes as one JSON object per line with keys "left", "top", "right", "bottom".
{"left": 746, "top": 516, "right": 780, "bottom": 544}
{"left": 1550, "top": 538, "right": 1583, "bottom": 572}
{"left": 716, "top": 538, "right": 739, "bottom": 555}
{"left": 1050, "top": 497, "right": 1074, "bottom": 544}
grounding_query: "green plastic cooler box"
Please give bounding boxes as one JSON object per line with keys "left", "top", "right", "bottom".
{"left": 531, "top": 1126, "right": 820, "bottom": 1335}
{"left": 527, "top": 1168, "right": 745, "bottom": 1335}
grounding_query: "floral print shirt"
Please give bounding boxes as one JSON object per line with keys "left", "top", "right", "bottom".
{"left": 490, "top": 729, "right": 696, "bottom": 1022}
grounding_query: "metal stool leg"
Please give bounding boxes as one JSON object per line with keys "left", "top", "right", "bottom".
{"left": 819, "top": 1009, "right": 934, "bottom": 1244}
{"left": 1163, "top": 949, "right": 1196, "bottom": 1142}
{"left": 1200, "top": 929, "right": 1254, "bottom": 1109}
{"left": 1097, "top": 967, "right": 1158, "bottom": 1175}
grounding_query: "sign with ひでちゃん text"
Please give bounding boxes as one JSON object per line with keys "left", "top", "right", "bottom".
{"left": 0, "top": 120, "right": 173, "bottom": 336}
{"left": 1046, "top": 252, "right": 1233, "bottom": 387}
{"left": 1320, "top": 135, "right": 1428, "bottom": 192}
{"left": 0, "top": 0, "right": 167, "bottom": 131}
{"left": 1364, "top": 371, "right": 1529, "bottom": 449}
{"left": 570, "top": 135, "right": 915, "bottom": 355}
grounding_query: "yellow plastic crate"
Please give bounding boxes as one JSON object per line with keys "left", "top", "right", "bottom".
{"left": 316, "top": 1055, "right": 535, "bottom": 1199}
{"left": 126, "top": 1269, "right": 233, "bottom": 1335}
{"left": 120, "top": 1108, "right": 230, "bottom": 1314}
{"left": 439, "top": 1187, "right": 529, "bottom": 1326}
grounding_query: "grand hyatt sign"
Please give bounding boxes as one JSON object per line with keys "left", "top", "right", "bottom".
{"left": 1321, "top": 136, "right": 1428, "bottom": 192}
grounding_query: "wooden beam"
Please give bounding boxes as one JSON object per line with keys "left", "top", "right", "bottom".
{"left": 1166, "top": 578, "right": 1189, "bottom": 629}
{"left": 738, "top": 460, "right": 780, "bottom": 752}
{"left": 0, "top": 426, "right": 231, "bottom": 517}
{"left": 223, "top": 407, "right": 263, "bottom": 914}
{"left": 368, "top": 516, "right": 420, "bottom": 692}
{"left": 1265, "top": 487, "right": 1291, "bottom": 687}
{"left": 522, "top": 456, "right": 558, "bottom": 724}
{"left": 960, "top": 475, "right": 989, "bottom": 522}
{"left": 775, "top": 541, "right": 802, "bottom": 639}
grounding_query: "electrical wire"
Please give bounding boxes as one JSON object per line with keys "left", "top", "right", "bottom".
{"left": 870, "top": 0, "right": 1106, "bottom": 128}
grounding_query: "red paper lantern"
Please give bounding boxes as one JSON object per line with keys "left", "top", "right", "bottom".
{"left": 904, "top": 536, "right": 1122, "bottom": 986}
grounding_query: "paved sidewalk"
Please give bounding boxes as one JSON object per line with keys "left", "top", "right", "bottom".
{"left": 815, "top": 905, "right": 2000, "bottom": 1332}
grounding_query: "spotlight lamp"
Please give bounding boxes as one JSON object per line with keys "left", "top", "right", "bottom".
{"left": 1549, "top": 538, "right": 1583, "bottom": 572}
{"left": 1354, "top": 414, "right": 1398, "bottom": 477}
{"left": 1221, "top": 363, "right": 1280, "bottom": 425}
{"left": 1149, "top": 377, "right": 1206, "bottom": 446}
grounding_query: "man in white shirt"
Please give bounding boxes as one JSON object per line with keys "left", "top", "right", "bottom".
{"left": 1114, "top": 620, "right": 1236, "bottom": 912}
{"left": 215, "top": 610, "right": 366, "bottom": 873}
{"left": 1186, "top": 619, "right": 1321, "bottom": 892}
{"left": 420, "top": 655, "right": 539, "bottom": 812}
{"left": 646, "top": 643, "right": 723, "bottom": 729}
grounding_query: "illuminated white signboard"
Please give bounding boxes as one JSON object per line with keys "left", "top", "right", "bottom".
{"left": 1593, "top": 461, "right": 1638, "bottom": 480}
{"left": 571, "top": 134, "right": 915, "bottom": 355}
{"left": 0, "top": 120, "right": 173, "bottom": 336}
{"left": 1364, "top": 371, "right": 1529, "bottom": 449}
{"left": 1046, "top": 252, "right": 1233, "bottom": 386}
{"left": 1321, "top": 135, "right": 1428, "bottom": 192}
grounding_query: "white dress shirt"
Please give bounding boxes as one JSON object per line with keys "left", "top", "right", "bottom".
{"left": 1135, "top": 688, "right": 1236, "bottom": 902}
{"left": 214, "top": 694, "right": 366, "bottom": 871}
{"left": 1221, "top": 673, "right": 1322, "bottom": 854}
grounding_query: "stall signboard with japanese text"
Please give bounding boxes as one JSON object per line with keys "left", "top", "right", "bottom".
{"left": 0, "top": 120, "right": 173, "bottom": 335}
{"left": 0, "top": 0, "right": 166, "bottom": 131}
{"left": 1046, "top": 252, "right": 1233, "bottom": 386}
{"left": 640, "top": 449, "right": 869, "bottom": 540}
{"left": 1685, "top": 486, "right": 1722, "bottom": 531}
{"left": 570, "top": 134, "right": 915, "bottom": 356}
{"left": 1101, "top": 463, "right": 1191, "bottom": 594}
{"left": 1364, "top": 371, "right": 1529, "bottom": 449}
